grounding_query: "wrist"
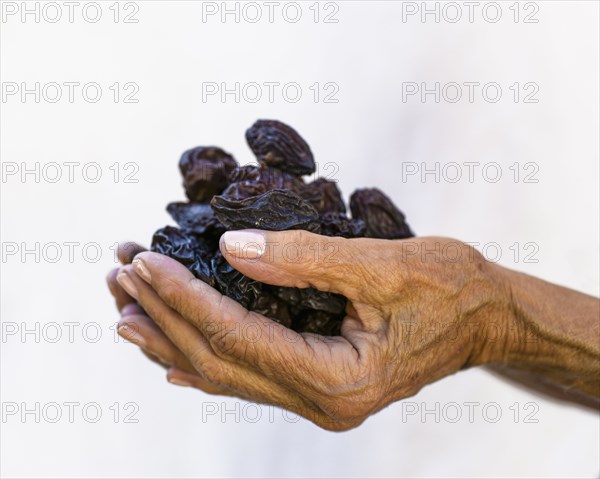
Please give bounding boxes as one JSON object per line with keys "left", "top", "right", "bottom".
{"left": 459, "top": 258, "right": 520, "bottom": 368}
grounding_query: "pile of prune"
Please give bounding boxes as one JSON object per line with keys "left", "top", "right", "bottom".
{"left": 151, "top": 120, "right": 414, "bottom": 335}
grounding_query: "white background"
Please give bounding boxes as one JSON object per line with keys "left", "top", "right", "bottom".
{"left": 1, "top": 1, "right": 599, "bottom": 477}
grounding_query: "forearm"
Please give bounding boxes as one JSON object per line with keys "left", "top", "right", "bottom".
{"left": 490, "top": 266, "right": 600, "bottom": 408}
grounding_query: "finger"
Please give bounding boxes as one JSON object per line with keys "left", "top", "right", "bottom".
{"left": 118, "top": 242, "right": 147, "bottom": 265}
{"left": 138, "top": 352, "right": 235, "bottom": 398}
{"left": 116, "top": 265, "right": 339, "bottom": 425}
{"left": 166, "top": 367, "right": 234, "bottom": 396}
{"left": 218, "top": 229, "right": 379, "bottom": 299}
{"left": 141, "top": 349, "right": 170, "bottom": 369}
{"left": 117, "top": 266, "right": 213, "bottom": 371}
{"left": 117, "top": 312, "right": 197, "bottom": 374}
{"left": 218, "top": 229, "right": 394, "bottom": 332}
{"left": 107, "top": 268, "right": 137, "bottom": 311}
{"left": 128, "top": 252, "right": 357, "bottom": 394}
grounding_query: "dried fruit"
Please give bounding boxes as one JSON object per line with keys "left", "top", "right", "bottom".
{"left": 350, "top": 188, "right": 414, "bottom": 239}
{"left": 149, "top": 120, "right": 414, "bottom": 335}
{"left": 299, "top": 178, "right": 346, "bottom": 214}
{"left": 151, "top": 227, "right": 213, "bottom": 284}
{"left": 319, "top": 212, "right": 366, "bottom": 238}
{"left": 179, "top": 146, "right": 237, "bottom": 202}
{"left": 211, "top": 189, "right": 321, "bottom": 232}
{"left": 246, "top": 120, "right": 315, "bottom": 176}
{"left": 166, "top": 202, "right": 224, "bottom": 238}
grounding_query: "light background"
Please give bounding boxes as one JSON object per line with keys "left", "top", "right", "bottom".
{"left": 1, "top": 1, "right": 599, "bottom": 477}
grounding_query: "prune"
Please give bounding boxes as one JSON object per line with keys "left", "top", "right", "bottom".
{"left": 210, "top": 251, "right": 262, "bottom": 309}
{"left": 166, "top": 202, "right": 225, "bottom": 238}
{"left": 320, "top": 212, "right": 366, "bottom": 238}
{"left": 299, "top": 178, "right": 346, "bottom": 214}
{"left": 294, "top": 310, "right": 343, "bottom": 336}
{"left": 252, "top": 291, "right": 293, "bottom": 328}
{"left": 350, "top": 188, "right": 414, "bottom": 239}
{"left": 179, "top": 146, "right": 238, "bottom": 202}
{"left": 223, "top": 165, "right": 305, "bottom": 200}
{"left": 246, "top": 120, "right": 315, "bottom": 176}
{"left": 149, "top": 120, "right": 414, "bottom": 336}
{"left": 151, "top": 226, "right": 214, "bottom": 285}
{"left": 274, "top": 287, "right": 346, "bottom": 315}
{"left": 211, "top": 189, "right": 321, "bottom": 233}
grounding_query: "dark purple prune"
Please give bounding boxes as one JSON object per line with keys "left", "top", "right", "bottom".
{"left": 294, "top": 310, "right": 343, "bottom": 336}
{"left": 320, "top": 212, "right": 366, "bottom": 238}
{"left": 223, "top": 165, "right": 305, "bottom": 200}
{"left": 179, "top": 147, "right": 238, "bottom": 202}
{"left": 211, "top": 189, "right": 321, "bottom": 233}
{"left": 349, "top": 188, "right": 414, "bottom": 239}
{"left": 252, "top": 292, "right": 293, "bottom": 328}
{"left": 299, "top": 178, "right": 346, "bottom": 214}
{"left": 166, "top": 202, "right": 225, "bottom": 237}
{"left": 220, "top": 181, "right": 267, "bottom": 201}
{"left": 210, "top": 251, "right": 263, "bottom": 309}
{"left": 246, "top": 120, "right": 315, "bottom": 176}
{"left": 151, "top": 226, "right": 214, "bottom": 285}
{"left": 274, "top": 287, "right": 346, "bottom": 315}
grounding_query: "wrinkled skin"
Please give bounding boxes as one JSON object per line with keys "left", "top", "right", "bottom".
{"left": 108, "top": 232, "right": 520, "bottom": 431}
{"left": 179, "top": 146, "right": 237, "bottom": 202}
{"left": 350, "top": 188, "right": 414, "bottom": 239}
{"left": 246, "top": 119, "right": 315, "bottom": 175}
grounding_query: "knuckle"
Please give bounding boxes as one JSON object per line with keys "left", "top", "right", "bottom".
{"left": 158, "top": 277, "right": 183, "bottom": 307}
{"left": 209, "top": 324, "right": 243, "bottom": 360}
{"left": 193, "top": 357, "right": 226, "bottom": 387}
{"left": 316, "top": 416, "right": 364, "bottom": 432}
{"left": 315, "top": 365, "right": 384, "bottom": 424}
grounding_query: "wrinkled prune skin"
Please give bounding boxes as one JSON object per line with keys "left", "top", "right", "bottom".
{"left": 294, "top": 310, "right": 343, "bottom": 336}
{"left": 211, "top": 189, "right": 321, "bottom": 233}
{"left": 350, "top": 188, "right": 414, "bottom": 239}
{"left": 252, "top": 291, "right": 293, "bottom": 328}
{"left": 274, "top": 287, "right": 346, "bottom": 315}
{"left": 151, "top": 226, "right": 214, "bottom": 285}
{"left": 320, "top": 212, "right": 366, "bottom": 238}
{"left": 246, "top": 120, "right": 315, "bottom": 176}
{"left": 222, "top": 165, "right": 305, "bottom": 200}
{"left": 299, "top": 178, "right": 346, "bottom": 214}
{"left": 210, "top": 251, "right": 263, "bottom": 309}
{"left": 150, "top": 120, "right": 414, "bottom": 336}
{"left": 179, "top": 147, "right": 238, "bottom": 202}
{"left": 166, "top": 202, "right": 225, "bottom": 239}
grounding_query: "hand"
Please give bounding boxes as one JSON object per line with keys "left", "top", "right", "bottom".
{"left": 107, "top": 243, "right": 225, "bottom": 391}
{"left": 112, "top": 231, "right": 513, "bottom": 431}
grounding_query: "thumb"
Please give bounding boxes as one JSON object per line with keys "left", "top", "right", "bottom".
{"left": 219, "top": 229, "right": 366, "bottom": 298}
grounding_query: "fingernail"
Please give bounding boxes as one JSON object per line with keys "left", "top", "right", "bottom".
{"left": 132, "top": 257, "right": 151, "bottom": 282}
{"left": 118, "top": 323, "right": 147, "bottom": 348}
{"left": 117, "top": 272, "right": 138, "bottom": 299}
{"left": 169, "top": 377, "right": 192, "bottom": 388}
{"left": 120, "top": 303, "right": 143, "bottom": 316}
{"left": 222, "top": 230, "right": 266, "bottom": 259}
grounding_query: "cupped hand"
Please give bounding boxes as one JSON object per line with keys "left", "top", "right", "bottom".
{"left": 107, "top": 243, "right": 224, "bottom": 391}
{"left": 110, "top": 231, "right": 515, "bottom": 431}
